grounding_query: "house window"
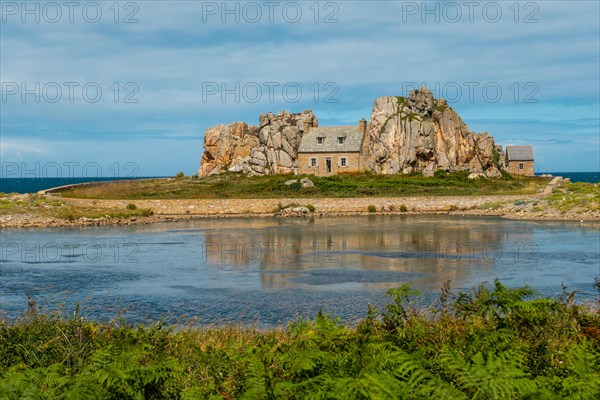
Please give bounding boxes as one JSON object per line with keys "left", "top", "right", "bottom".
{"left": 337, "top": 137, "right": 345, "bottom": 144}
{"left": 317, "top": 137, "right": 324, "bottom": 144}
{"left": 340, "top": 157, "right": 347, "bottom": 167}
{"left": 518, "top": 163, "right": 524, "bottom": 170}
{"left": 310, "top": 158, "right": 318, "bottom": 167}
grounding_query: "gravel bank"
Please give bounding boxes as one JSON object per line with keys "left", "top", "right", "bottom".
{"left": 1, "top": 193, "right": 597, "bottom": 229}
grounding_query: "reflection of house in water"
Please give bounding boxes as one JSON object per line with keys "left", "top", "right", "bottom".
{"left": 200, "top": 217, "right": 536, "bottom": 290}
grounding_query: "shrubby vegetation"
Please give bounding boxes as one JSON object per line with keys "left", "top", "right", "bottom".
{"left": 547, "top": 182, "right": 600, "bottom": 213}
{"left": 1, "top": 280, "right": 598, "bottom": 399}
{"left": 0, "top": 193, "right": 154, "bottom": 220}
{"left": 59, "top": 172, "right": 546, "bottom": 200}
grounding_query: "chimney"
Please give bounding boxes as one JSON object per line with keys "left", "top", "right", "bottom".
{"left": 303, "top": 121, "right": 311, "bottom": 133}
{"left": 358, "top": 118, "right": 367, "bottom": 134}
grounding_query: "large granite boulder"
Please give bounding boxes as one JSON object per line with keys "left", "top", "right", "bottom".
{"left": 198, "top": 110, "right": 317, "bottom": 176}
{"left": 362, "top": 87, "right": 502, "bottom": 175}
{"left": 198, "top": 122, "right": 259, "bottom": 176}
{"left": 484, "top": 165, "right": 503, "bottom": 179}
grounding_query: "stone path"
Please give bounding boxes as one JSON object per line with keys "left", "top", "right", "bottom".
{"left": 57, "top": 195, "right": 539, "bottom": 216}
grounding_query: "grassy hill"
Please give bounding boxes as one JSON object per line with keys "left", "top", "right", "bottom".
{"left": 58, "top": 172, "right": 547, "bottom": 200}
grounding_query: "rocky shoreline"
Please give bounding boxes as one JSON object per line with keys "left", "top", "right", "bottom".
{"left": 1, "top": 193, "right": 598, "bottom": 229}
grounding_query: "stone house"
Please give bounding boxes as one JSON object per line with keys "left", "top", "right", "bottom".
{"left": 296, "top": 119, "right": 367, "bottom": 176}
{"left": 505, "top": 145, "right": 534, "bottom": 176}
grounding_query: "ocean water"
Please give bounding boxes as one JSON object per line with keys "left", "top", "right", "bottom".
{"left": 1, "top": 172, "right": 597, "bottom": 194}
{"left": 541, "top": 172, "right": 599, "bottom": 183}
{"left": 1, "top": 216, "right": 598, "bottom": 326}
{"left": 0, "top": 177, "right": 163, "bottom": 194}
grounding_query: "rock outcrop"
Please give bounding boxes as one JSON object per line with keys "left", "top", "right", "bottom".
{"left": 363, "top": 88, "right": 502, "bottom": 176}
{"left": 198, "top": 110, "right": 317, "bottom": 176}
{"left": 198, "top": 122, "right": 259, "bottom": 176}
{"left": 198, "top": 87, "right": 504, "bottom": 177}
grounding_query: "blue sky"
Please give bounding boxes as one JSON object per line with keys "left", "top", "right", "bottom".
{"left": 1, "top": 0, "right": 599, "bottom": 177}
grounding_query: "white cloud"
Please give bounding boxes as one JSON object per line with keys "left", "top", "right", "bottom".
{"left": 1, "top": 0, "right": 598, "bottom": 173}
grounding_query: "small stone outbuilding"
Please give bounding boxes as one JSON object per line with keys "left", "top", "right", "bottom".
{"left": 296, "top": 119, "right": 367, "bottom": 176}
{"left": 505, "top": 145, "right": 534, "bottom": 176}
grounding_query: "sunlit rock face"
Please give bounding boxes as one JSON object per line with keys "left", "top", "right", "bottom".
{"left": 198, "top": 88, "right": 503, "bottom": 177}
{"left": 363, "top": 87, "right": 501, "bottom": 176}
{"left": 197, "top": 110, "right": 317, "bottom": 177}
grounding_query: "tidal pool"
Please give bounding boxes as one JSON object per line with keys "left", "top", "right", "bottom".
{"left": 1, "top": 215, "right": 598, "bottom": 326}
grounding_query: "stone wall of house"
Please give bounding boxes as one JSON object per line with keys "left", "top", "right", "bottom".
{"left": 507, "top": 160, "right": 534, "bottom": 176}
{"left": 296, "top": 152, "right": 361, "bottom": 176}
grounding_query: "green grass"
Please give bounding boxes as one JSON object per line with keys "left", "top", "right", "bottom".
{"left": 1, "top": 280, "right": 598, "bottom": 399}
{"left": 0, "top": 193, "right": 153, "bottom": 221}
{"left": 58, "top": 172, "right": 547, "bottom": 200}
{"left": 480, "top": 201, "right": 503, "bottom": 210}
{"left": 547, "top": 182, "right": 600, "bottom": 213}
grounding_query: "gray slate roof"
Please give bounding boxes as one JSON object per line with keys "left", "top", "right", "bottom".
{"left": 506, "top": 145, "right": 534, "bottom": 161}
{"left": 298, "top": 126, "right": 364, "bottom": 153}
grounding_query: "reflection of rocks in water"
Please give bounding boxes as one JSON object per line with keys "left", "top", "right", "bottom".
{"left": 289, "top": 269, "right": 423, "bottom": 286}
{"left": 200, "top": 216, "right": 536, "bottom": 290}
{"left": 3, "top": 216, "right": 595, "bottom": 324}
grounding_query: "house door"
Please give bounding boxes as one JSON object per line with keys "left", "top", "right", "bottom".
{"left": 325, "top": 158, "right": 332, "bottom": 173}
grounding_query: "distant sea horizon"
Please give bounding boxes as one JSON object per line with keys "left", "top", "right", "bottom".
{"left": 1, "top": 172, "right": 598, "bottom": 194}
{"left": 0, "top": 177, "right": 166, "bottom": 194}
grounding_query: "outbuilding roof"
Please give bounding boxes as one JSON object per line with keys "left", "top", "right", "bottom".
{"left": 298, "top": 126, "right": 364, "bottom": 153}
{"left": 506, "top": 145, "right": 534, "bottom": 161}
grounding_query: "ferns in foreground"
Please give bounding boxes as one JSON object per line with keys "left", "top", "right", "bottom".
{"left": 0, "top": 280, "right": 599, "bottom": 399}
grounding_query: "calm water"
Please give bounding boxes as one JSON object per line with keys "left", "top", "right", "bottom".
{"left": 539, "top": 171, "right": 600, "bottom": 183}
{"left": 1, "top": 172, "right": 598, "bottom": 194}
{"left": 1, "top": 216, "right": 598, "bottom": 326}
